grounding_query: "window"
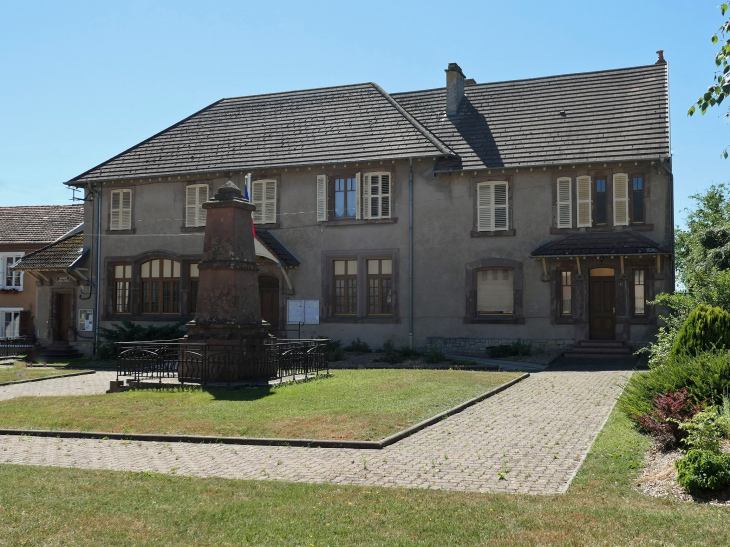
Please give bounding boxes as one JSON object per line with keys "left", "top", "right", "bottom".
{"left": 189, "top": 263, "right": 200, "bottom": 314}
{"left": 367, "top": 259, "right": 392, "bottom": 315}
{"left": 556, "top": 177, "right": 572, "bottom": 228}
{"left": 0, "top": 253, "right": 23, "bottom": 290}
{"left": 251, "top": 179, "right": 277, "bottom": 224}
{"left": 110, "top": 189, "right": 132, "bottom": 231}
{"left": 141, "top": 259, "right": 181, "bottom": 314}
{"left": 634, "top": 269, "right": 646, "bottom": 316}
{"left": 577, "top": 176, "right": 592, "bottom": 227}
{"left": 595, "top": 178, "right": 607, "bottom": 225}
{"left": 363, "top": 173, "right": 391, "bottom": 219}
{"left": 114, "top": 265, "right": 131, "bottom": 314}
{"left": 0, "top": 309, "right": 21, "bottom": 338}
{"left": 333, "top": 260, "right": 357, "bottom": 315}
{"left": 185, "top": 184, "right": 209, "bottom": 227}
{"left": 477, "top": 182, "right": 509, "bottom": 231}
{"left": 335, "top": 177, "right": 358, "bottom": 219}
{"left": 560, "top": 271, "right": 572, "bottom": 316}
{"left": 477, "top": 269, "right": 514, "bottom": 315}
{"left": 632, "top": 176, "right": 644, "bottom": 223}
{"left": 613, "top": 173, "right": 629, "bottom": 226}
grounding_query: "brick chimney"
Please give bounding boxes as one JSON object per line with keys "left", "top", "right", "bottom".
{"left": 656, "top": 50, "right": 666, "bottom": 64}
{"left": 445, "top": 63, "right": 466, "bottom": 115}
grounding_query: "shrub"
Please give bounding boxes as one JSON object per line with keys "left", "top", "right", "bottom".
{"left": 489, "top": 339, "right": 532, "bottom": 358}
{"left": 672, "top": 305, "right": 730, "bottom": 357}
{"left": 619, "top": 350, "right": 730, "bottom": 419}
{"left": 343, "top": 338, "right": 371, "bottom": 353}
{"left": 373, "top": 340, "right": 420, "bottom": 364}
{"left": 675, "top": 449, "right": 730, "bottom": 495}
{"left": 423, "top": 349, "right": 446, "bottom": 364}
{"left": 97, "top": 319, "right": 189, "bottom": 358}
{"left": 635, "top": 388, "right": 699, "bottom": 450}
{"left": 678, "top": 407, "right": 730, "bottom": 453}
{"left": 323, "top": 339, "right": 345, "bottom": 362}
{"left": 380, "top": 340, "right": 396, "bottom": 354}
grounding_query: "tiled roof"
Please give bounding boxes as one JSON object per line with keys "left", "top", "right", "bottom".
{"left": 12, "top": 233, "right": 86, "bottom": 270}
{"left": 392, "top": 64, "right": 670, "bottom": 170}
{"left": 531, "top": 230, "right": 671, "bottom": 258}
{"left": 0, "top": 205, "right": 84, "bottom": 245}
{"left": 257, "top": 229, "right": 300, "bottom": 267}
{"left": 67, "top": 84, "right": 452, "bottom": 184}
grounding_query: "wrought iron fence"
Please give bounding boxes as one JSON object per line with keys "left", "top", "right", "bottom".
{"left": 0, "top": 336, "right": 34, "bottom": 360}
{"left": 116, "top": 338, "right": 329, "bottom": 385}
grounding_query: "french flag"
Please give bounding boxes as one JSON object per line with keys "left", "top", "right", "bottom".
{"left": 244, "top": 182, "right": 256, "bottom": 238}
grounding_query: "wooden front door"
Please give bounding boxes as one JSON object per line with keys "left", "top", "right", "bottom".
{"left": 259, "top": 276, "right": 279, "bottom": 334}
{"left": 55, "top": 293, "right": 72, "bottom": 342}
{"left": 589, "top": 275, "right": 615, "bottom": 340}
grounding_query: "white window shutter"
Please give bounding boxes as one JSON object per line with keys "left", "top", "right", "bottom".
{"left": 355, "top": 172, "right": 361, "bottom": 220}
{"left": 477, "top": 269, "right": 514, "bottom": 314}
{"left": 120, "top": 190, "right": 132, "bottom": 230}
{"left": 557, "top": 177, "right": 572, "bottom": 229}
{"left": 369, "top": 174, "right": 380, "bottom": 219}
{"left": 363, "top": 174, "right": 371, "bottom": 219}
{"left": 185, "top": 186, "right": 197, "bottom": 227}
{"left": 577, "top": 176, "right": 592, "bottom": 227}
{"left": 613, "top": 173, "right": 629, "bottom": 226}
{"left": 251, "top": 181, "right": 264, "bottom": 224}
{"left": 197, "top": 185, "right": 208, "bottom": 226}
{"left": 110, "top": 190, "right": 121, "bottom": 231}
{"left": 263, "top": 180, "right": 277, "bottom": 224}
{"left": 493, "top": 182, "right": 508, "bottom": 230}
{"left": 316, "top": 175, "right": 327, "bottom": 222}
{"left": 476, "top": 182, "right": 493, "bottom": 231}
{"left": 380, "top": 173, "right": 391, "bottom": 218}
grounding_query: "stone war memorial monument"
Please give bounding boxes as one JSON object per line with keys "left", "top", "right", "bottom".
{"left": 181, "top": 181, "right": 275, "bottom": 381}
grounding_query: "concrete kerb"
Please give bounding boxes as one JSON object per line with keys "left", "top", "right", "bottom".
{"left": 0, "top": 370, "right": 96, "bottom": 387}
{"left": 0, "top": 373, "right": 530, "bottom": 450}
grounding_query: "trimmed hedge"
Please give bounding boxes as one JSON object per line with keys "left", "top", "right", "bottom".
{"left": 672, "top": 305, "right": 730, "bottom": 357}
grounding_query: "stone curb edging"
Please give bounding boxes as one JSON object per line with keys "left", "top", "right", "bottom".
{"left": 0, "top": 373, "right": 529, "bottom": 450}
{"left": 0, "top": 370, "right": 96, "bottom": 387}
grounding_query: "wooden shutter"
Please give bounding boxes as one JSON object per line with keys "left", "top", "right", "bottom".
{"left": 120, "top": 190, "right": 132, "bottom": 230}
{"left": 263, "top": 180, "right": 277, "bottom": 224}
{"left": 185, "top": 186, "right": 198, "bottom": 227}
{"left": 613, "top": 173, "right": 629, "bottom": 226}
{"left": 251, "top": 181, "right": 264, "bottom": 224}
{"left": 476, "top": 182, "right": 493, "bottom": 231}
{"left": 197, "top": 185, "right": 208, "bottom": 226}
{"left": 363, "top": 174, "right": 371, "bottom": 219}
{"left": 477, "top": 269, "right": 514, "bottom": 314}
{"left": 316, "top": 175, "right": 327, "bottom": 222}
{"left": 380, "top": 173, "right": 391, "bottom": 218}
{"left": 110, "top": 190, "right": 121, "bottom": 231}
{"left": 493, "top": 182, "right": 508, "bottom": 230}
{"left": 577, "top": 175, "right": 592, "bottom": 227}
{"left": 557, "top": 177, "right": 572, "bottom": 229}
{"left": 355, "top": 172, "right": 361, "bottom": 219}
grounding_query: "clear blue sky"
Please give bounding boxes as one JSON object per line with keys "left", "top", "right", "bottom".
{"left": 1, "top": 0, "right": 728, "bottom": 226}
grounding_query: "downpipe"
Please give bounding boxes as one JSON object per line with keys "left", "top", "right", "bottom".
{"left": 409, "top": 158, "right": 414, "bottom": 349}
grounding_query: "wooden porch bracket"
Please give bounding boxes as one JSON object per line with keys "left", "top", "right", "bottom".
{"left": 575, "top": 256, "right": 581, "bottom": 276}
{"left": 620, "top": 256, "right": 625, "bottom": 275}
{"left": 541, "top": 258, "right": 548, "bottom": 276}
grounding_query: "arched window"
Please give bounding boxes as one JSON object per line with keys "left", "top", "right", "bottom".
{"left": 141, "top": 259, "right": 181, "bottom": 314}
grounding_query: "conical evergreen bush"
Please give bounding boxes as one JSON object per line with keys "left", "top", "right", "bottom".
{"left": 671, "top": 305, "right": 730, "bottom": 356}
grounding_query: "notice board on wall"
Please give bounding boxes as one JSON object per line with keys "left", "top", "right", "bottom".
{"left": 287, "top": 299, "right": 320, "bottom": 325}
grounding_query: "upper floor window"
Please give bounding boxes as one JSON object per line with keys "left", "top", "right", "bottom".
{"left": 333, "top": 259, "right": 357, "bottom": 315}
{"left": 0, "top": 253, "right": 23, "bottom": 290}
{"left": 364, "top": 173, "right": 391, "bottom": 219}
{"left": 477, "top": 181, "right": 508, "bottom": 232}
{"left": 185, "top": 184, "right": 209, "bottom": 227}
{"left": 367, "top": 259, "right": 392, "bottom": 315}
{"left": 251, "top": 179, "right": 277, "bottom": 224}
{"left": 110, "top": 189, "right": 132, "bottom": 231}
{"left": 317, "top": 172, "right": 392, "bottom": 222}
{"left": 335, "top": 177, "right": 358, "bottom": 219}
{"left": 141, "top": 259, "right": 181, "bottom": 314}
{"left": 477, "top": 269, "right": 513, "bottom": 316}
{"left": 632, "top": 176, "right": 644, "bottom": 223}
{"left": 595, "top": 178, "right": 607, "bottom": 225}
{"left": 114, "top": 265, "right": 131, "bottom": 314}
{"left": 556, "top": 177, "right": 572, "bottom": 228}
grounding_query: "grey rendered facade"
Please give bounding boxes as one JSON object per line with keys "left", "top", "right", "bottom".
{"left": 54, "top": 57, "right": 672, "bottom": 355}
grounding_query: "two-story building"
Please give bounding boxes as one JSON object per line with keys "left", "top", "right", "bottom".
{"left": 50, "top": 54, "right": 673, "bottom": 356}
{"left": 0, "top": 205, "right": 83, "bottom": 339}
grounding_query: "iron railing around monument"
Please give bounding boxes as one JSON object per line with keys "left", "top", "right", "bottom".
{"left": 0, "top": 336, "right": 34, "bottom": 360}
{"left": 115, "top": 338, "right": 329, "bottom": 385}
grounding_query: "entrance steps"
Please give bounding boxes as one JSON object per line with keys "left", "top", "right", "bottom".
{"left": 36, "top": 342, "right": 84, "bottom": 362}
{"left": 563, "top": 340, "right": 634, "bottom": 359}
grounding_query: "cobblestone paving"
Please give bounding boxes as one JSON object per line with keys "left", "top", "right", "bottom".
{"left": 0, "top": 368, "right": 630, "bottom": 494}
{"left": 0, "top": 371, "right": 114, "bottom": 401}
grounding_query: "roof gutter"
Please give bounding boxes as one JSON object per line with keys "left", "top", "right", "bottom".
{"left": 432, "top": 156, "right": 669, "bottom": 174}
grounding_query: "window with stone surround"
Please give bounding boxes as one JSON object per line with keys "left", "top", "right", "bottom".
{"left": 141, "top": 259, "right": 181, "bottom": 314}
{"left": 633, "top": 269, "right": 646, "bottom": 316}
{"left": 0, "top": 253, "right": 23, "bottom": 290}
{"left": 333, "top": 259, "right": 358, "bottom": 316}
{"left": 465, "top": 258, "right": 523, "bottom": 323}
{"left": 560, "top": 271, "right": 572, "bottom": 316}
{"left": 367, "top": 259, "right": 392, "bottom": 315}
{"left": 113, "top": 265, "right": 132, "bottom": 314}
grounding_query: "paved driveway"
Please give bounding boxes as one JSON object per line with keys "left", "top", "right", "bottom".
{"left": 0, "top": 363, "right": 631, "bottom": 494}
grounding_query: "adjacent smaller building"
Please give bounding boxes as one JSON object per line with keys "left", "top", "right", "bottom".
{"left": 0, "top": 205, "right": 83, "bottom": 339}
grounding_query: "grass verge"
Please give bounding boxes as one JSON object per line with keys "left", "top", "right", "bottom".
{"left": 0, "top": 369, "right": 518, "bottom": 441}
{"left": 0, "top": 408, "right": 727, "bottom": 546}
{"left": 0, "top": 362, "right": 86, "bottom": 384}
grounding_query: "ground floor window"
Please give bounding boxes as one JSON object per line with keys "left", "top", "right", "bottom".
{"left": 189, "top": 263, "right": 200, "bottom": 314}
{"left": 367, "top": 259, "right": 392, "bottom": 315}
{"left": 0, "top": 309, "right": 21, "bottom": 338}
{"left": 141, "top": 259, "right": 181, "bottom": 314}
{"left": 334, "top": 259, "right": 357, "bottom": 315}
{"left": 477, "top": 269, "right": 514, "bottom": 316}
{"left": 114, "top": 265, "right": 132, "bottom": 314}
{"left": 560, "top": 271, "right": 572, "bottom": 316}
{"left": 634, "top": 269, "right": 646, "bottom": 316}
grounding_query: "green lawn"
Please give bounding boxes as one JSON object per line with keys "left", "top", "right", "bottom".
{"left": 0, "top": 369, "right": 519, "bottom": 441}
{"left": 0, "top": 409, "right": 727, "bottom": 546}
{"left": 0, "top": 363, "right": 83, "bottom": 384}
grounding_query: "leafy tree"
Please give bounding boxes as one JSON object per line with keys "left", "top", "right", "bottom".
{"left": 688, "top": 4, "right": 730, "bottom": 157}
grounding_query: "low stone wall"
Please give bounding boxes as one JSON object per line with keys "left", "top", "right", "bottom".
{"left": 426, "top": 336, "right": 575, "bottom": 355}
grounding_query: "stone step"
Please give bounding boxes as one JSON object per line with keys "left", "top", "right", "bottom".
{"left": 566, "top": 346, "right": 632, "bottom": 355}
{"left": 563, "top": 352, "right": 637, "bottom": 359}
{"left": 574, "top": 340, "right": 627, "bottom": 348}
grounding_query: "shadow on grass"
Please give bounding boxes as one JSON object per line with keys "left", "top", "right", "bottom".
{"left": 545, "top": 356, "right": 647, "bottom": 373}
